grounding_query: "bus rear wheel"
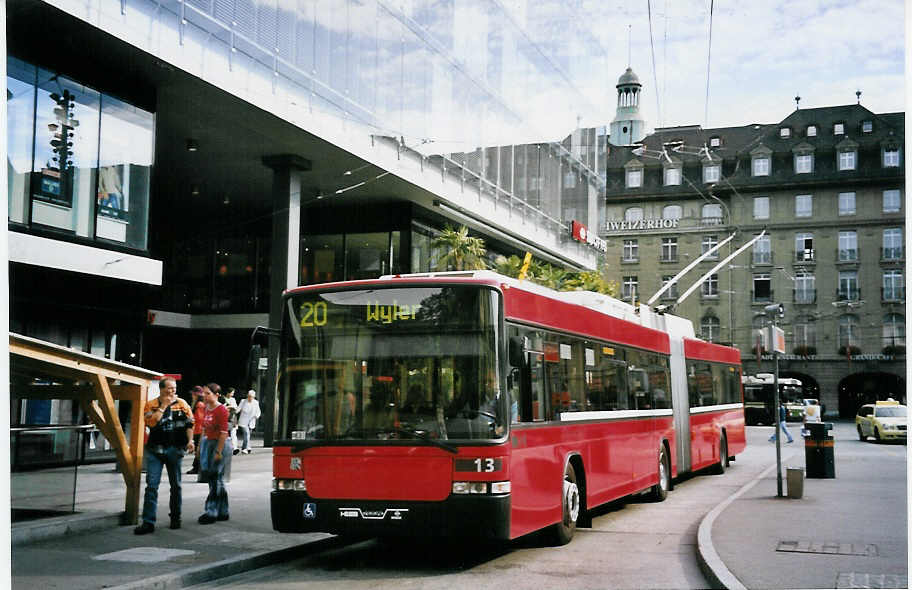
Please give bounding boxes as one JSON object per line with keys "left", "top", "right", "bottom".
{"left": 550, "top": 462, "right": 580, "bottom": 546}
{"left": 711, "top": 433, "right": 728, "bottom": 475}
{"left": 648, "top": 446, "right": 670, "bottom": 502}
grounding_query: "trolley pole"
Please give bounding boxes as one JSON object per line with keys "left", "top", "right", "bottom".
{"left": 765, "top": 303, "right": 786, "bottom": 497}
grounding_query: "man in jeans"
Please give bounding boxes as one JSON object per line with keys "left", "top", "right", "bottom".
{"left": 134, "top": 378, "right": 195, "bottom": 534}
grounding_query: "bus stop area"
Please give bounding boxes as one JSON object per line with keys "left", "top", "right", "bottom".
{"left": 10, "top": 423, "right": 905, "bottom": 590}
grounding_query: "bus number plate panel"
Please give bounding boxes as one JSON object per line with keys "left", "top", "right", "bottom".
{"left": 455, "top": 458, "right": 503, "bottom": 473}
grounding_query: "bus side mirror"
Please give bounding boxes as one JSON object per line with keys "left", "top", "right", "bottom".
{"left": 508, "top": 336, "right": 525, "bottom": 368}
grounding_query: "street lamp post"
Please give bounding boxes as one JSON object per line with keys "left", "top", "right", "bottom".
{"left": 765, "top": 302, "right": 785, "bottom": 497}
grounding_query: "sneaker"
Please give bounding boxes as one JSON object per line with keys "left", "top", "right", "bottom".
{"left": 243, "top": 449, "right": 251, "bottom": 454}
{"left": 216, "top": 514, "right": 230, "bottom": 521}
{"left": 133, "top": 522, "right": 155, "bottom": 535}
{"left": 187, "top": 468, "right": 199, "bottom": 475}
{"left": 232, "top": 449, "right": 240, "bottom": 456}
{"left": 198, "top": 514, "right": 217, "bottom": 525}
{"left": 787, "top": 439, "right": 794, "bottom": 444}
{"left": 169, "top": 519, "right": 181, "bottom": 530}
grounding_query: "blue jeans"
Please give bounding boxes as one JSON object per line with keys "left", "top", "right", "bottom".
{"left": 200, "top": 437, "right": 232, "bottom": 518}
{"left": 769, "top": 420, "right": 794, "bottom": 443}
{"left": 141, "top": 446, "right": 185, "bottom": 524}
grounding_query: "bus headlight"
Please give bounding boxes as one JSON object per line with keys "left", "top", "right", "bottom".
{"left": 451, "top": 481, "right": 510, "bottom": 495}
{"left": 273, "top": 478, "right": 307, "bottom": 491}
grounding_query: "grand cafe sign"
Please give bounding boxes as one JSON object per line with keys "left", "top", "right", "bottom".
{"left": 605, "top": 218, "right": 680, "bottom": 232}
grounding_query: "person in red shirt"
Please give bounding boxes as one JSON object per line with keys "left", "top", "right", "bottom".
{"left": 198, "top": 383, "right": 232, "bottom": 524}
{"left": 187, "top": 385, "right": 206, "bottom": 475}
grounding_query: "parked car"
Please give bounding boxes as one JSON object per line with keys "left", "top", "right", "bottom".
{"left": 856, "top": 400, "right": 907, "bottom": 442}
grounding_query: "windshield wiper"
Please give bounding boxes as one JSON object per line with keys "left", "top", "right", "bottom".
{"left": 395, "top": 427, "right": 459, "bottom": 454}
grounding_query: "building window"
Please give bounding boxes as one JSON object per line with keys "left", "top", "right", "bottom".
{"left": 626, "top": 169, "right": 642, "bottom": 188}
{"left": 661, "top": 237, "right": 678, "bottom": 262}
{"left": 795, "top": 233, "right": 814, "bottom": 261}
{"left": 883, "top": 190, "right": 901, "bottom": 213}
{"left": 883, "top": 148, "right": 900, "bottom": 167}
{"left": 701, "top": 316, "right": 721, "bottom": 342}
{"left": 662, "top": 205, "right": 683, "bottom": 219}
{"left": 794, "top": 194, "right": 812, "bottom": 217}
{"left": 703, "top": 164, "right": 721, "bottom": 183}
{"left": 806, "top": 125, "right": 817, "bottom": 137}
{"left": 837, "top": 315, "right": 859, "bottom": 352}
{"left": 838, "top": 271, "right": 859, "bottom": 301}
{"left": 834, "top": 123, "right": 844, "bottom": 135}
{"left": 702, "top": 235, "right": 719, "bottom": 258}
{"left": 883, "top": 270, "right": 904, "bottom": 302}
{"left": 622, "top": 276, "right": 639, "bottom": 300}
{"left": 664, "top": 167, "right": 681, "bottom": 186}
{"left": 702, "top": 274, "right": 719, "bottom": 297}
{"left": 862, "top": 120, "right": 873, "bottom": 133}
{"left": 779, "top": 127, "right": 791, "bottom": 138}
{"left": 838, "top": 150, "right": 856, "bottom": 171}
{"left": 752, "top": 235, "right": 771, "bottom": 264}
{"left": 622, "top": 239, "right": 639, "bottom": 262}
{"left": 7, "top": 58, "right": 153, "bottom": 250}
{"left": 795, "top": 154, "right": 813, "bottom": 173}
{"left": 661, "top": 275, "right": 679, "bottom": 299}
{"left": 753, "top": 196, "right": 770, "bottom": 219}
{"left": 701, "top": 203, "right": 723, "bottom": 225}
{"left": 794, "top": 273, "right": 816, "bottom": 304}
{"left": 624, "top": 207, "right": 644, "bottom": 221}
{"left": 752, "top": 157, "right": 770, "bottom": 176}
{"left": 883, "top": 314, "right": 905, "bottom": 350}
{"left": 838, "top": 231, "right": 858, "bottom": 261}
{"left": 838, "top": 192, "right": 856, "bottom": 216}
{"left": 709, "top": 136, "right": 721, "bottom": 147}
{"left": 793, "top": 315, "right": 817, "bottom": 351}
{"left": 883, "top": 228, "right": 903, "bottom": 260}
{"left": 753, "top": 273, "right": 772, "bottom": 302}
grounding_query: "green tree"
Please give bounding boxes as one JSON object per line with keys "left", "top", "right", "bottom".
{"left": 491, "top": 254, "right": 524, "bottom": 278}
{"left": 530, "top": 262, "right": 568, "bottom": 290}
{"left": 432, "top": 225, "right": 487, "bottom": 271}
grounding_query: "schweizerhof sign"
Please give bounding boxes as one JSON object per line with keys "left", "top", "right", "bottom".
{"left": 605, "top": 218, "right": 679, "bottom": 232}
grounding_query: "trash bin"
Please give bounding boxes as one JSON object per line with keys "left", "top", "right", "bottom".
{"left": 786, "top": 467, "right": 804, "bottom": 499}
{"left": 804, "top": 422, "right": 835, "bottom": 478}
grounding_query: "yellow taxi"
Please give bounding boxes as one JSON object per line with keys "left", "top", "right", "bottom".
{"left": 856, "top": 400, "right": 907, "bottom": 442}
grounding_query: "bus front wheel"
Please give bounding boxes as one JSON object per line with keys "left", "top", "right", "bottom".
{"left": 550, "top": 463, "right": 579, "bottom": 546}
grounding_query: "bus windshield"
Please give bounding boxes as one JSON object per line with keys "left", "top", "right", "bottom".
{"left": 278, "top": 285, "right": 505, "bottom": 443}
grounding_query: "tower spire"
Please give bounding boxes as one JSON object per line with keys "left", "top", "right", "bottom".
{"left": 627, "top": 25, "right": 632, "bottom": 67}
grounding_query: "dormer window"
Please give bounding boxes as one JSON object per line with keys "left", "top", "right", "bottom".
{"left": 862, "top": 120, "right": 873, "bottom": 133}
{"left": 709, "top": 136, "right": 721, "bottom": 147}
{"left": 703, "top": 163, "right": 721, "bottom": 183}
{"left": 834, "top": 123, "right": 845, "bottom": 135}
{"left": 626, "top": 169, "right": 642, "bottom": 188}
{"left": 795, "top": 154, "right": 813, "bottom": 173}
{"left": 806, "top": 125, "right": 817, "bottom": 137}
{"left": 883, "top": 146, "right": 901, "bottom": 167}
{"left": 838, "top": 150, "right": 857, "bottom": 171}
{"left": 780, "top": 127, "right": 791, "bottom": 138}
{"left": 752, "top": 156, "right": 770, "bottom": 176}
{"left": 664, "top": 166, "right": 681, "bottom": 186}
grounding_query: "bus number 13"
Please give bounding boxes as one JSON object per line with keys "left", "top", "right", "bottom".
{"left": 475, "top": 458, "right": 495, "bottom": 472}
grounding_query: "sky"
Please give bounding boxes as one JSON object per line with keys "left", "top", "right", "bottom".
{"left": 566, "top": 0, "right": 906, "bottom": 136}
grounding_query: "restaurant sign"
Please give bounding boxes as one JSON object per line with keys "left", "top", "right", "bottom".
{"left": 569, "top": 221, "right": 607, "bottom": 252}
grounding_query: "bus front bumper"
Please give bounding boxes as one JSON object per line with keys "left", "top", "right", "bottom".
{"left": 271, "top": 490, "right": 511, "bottom": 540}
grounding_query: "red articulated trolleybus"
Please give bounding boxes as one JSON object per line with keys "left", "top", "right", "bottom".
{"left": 270, "top": 271, "right": 745, "bottom": 544}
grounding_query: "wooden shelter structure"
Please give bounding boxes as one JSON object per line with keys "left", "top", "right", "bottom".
{"left": 9, "top": 333, "right": 162, "bottom": 524}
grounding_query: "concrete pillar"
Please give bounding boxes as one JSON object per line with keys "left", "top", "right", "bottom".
{"left": 261, "top": 155, "right": 311, "bottom": 446}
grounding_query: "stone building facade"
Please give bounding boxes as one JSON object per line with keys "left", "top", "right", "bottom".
{"left": 602, "top": 104, "right": 905, "bottom": 417}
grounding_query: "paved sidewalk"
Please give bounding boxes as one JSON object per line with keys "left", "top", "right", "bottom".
{"left": 699, "top": 421, "right": 908, "bottom": 590}
{"left": 12, "top": 439, "right": 333, "bottom": 590}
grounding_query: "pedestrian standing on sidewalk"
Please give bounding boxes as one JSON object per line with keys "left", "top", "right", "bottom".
{"left": 187, "top": 385, "right": 206, "bottom": 475}
{"left": 198, "top": 383, "right": 232, "bottom": 524}
{"left": 236, "top": 389, "right": 261, "bottom": 454}
{"left": 134, "top": 378, "right": 195, "bottom": 534}
{"left": 768, "top": 401, "right": 795, "bottom": 443}
{"left": 225, "top": 387, "right": 240, "bottom": 453}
